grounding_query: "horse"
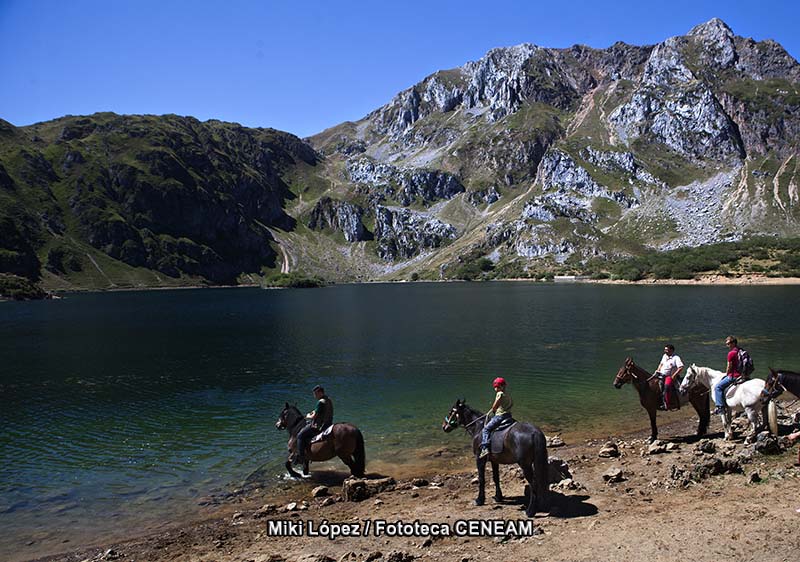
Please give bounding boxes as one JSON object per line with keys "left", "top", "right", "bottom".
{"left": 441, "top": 399, "right": 549, "bottom": 517}
{"left": 613, "top": 357, "right": 710, "bottom": 443}
{"left": 763, "top": 368, "right": 800, "bottom": 401}
{"left": 275, "top": 403, "right": 365, "bottom": 478}
{"left": 679, "top": 364, "right": 766, "bottom": 441}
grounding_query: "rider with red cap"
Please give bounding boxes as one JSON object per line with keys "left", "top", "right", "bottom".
{"left": 479, "top": 377, "right": 513, "bottom": 458}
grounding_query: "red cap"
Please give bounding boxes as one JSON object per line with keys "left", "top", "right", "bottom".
{"left": 493, "top": 377, "right": 506, "bottom": 388}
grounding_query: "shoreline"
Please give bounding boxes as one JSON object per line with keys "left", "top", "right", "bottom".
{"left": 23, "top": 412, "right": 800, "bottom": 562}
{"left": 34, "top": 274, "right": 800, "bottom": 297}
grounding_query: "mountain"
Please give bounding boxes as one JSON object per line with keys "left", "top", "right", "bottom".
{"left": 0, "top": 113, "right": 316, "bottom": 289}
{"left": 2, "top": 19, "right": 799, "bottom": 290}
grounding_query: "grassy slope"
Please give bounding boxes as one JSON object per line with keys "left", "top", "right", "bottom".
{"left": 0, "top": 113, "right": 319, "bottom": 290}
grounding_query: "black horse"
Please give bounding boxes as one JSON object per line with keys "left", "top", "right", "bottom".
{"left": 763, "top": 368, "right": 800, "bottom": 401}
{"left": 276, "top": 403, "right": 365, "bottom": 478}
{"left": 442, "top": 399, "right": 549, "bottom": 517}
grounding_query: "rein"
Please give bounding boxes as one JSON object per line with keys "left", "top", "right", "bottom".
{"left": 445, "top": 406, "right": 488, "bottom": 434}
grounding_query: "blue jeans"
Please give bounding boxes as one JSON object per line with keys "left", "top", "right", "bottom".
{"left": 296, "top": 423, "right": 318, "bottom": 459}
{"left": 481, "top": 413, "right": 512, "bottom": 449}
{"left": 714, "top": 376, "right": 736, "bottom": 407}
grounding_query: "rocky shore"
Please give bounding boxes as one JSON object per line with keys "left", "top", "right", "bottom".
{"left": 32, "top": 408, "right": 800, "bottom": 562}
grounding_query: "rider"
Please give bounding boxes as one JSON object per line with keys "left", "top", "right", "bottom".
{"left": 655, "top": 344, "right": 684, "bottom": 410}
{"left": 294, "top": 385, "right": 334, "bottom": 465}
{"left": 713, "top": 336, "right": 741, "bottom": 415}
{"left": 478, "top": 377, "right": 513, "bottom": 459}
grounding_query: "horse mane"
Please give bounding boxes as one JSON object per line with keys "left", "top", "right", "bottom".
{"left": 775, "top": 369, "right": 800, "bottom": 378}
{"left": 461, "top": 402, "right": 485, "bottom": 419}
{"left": 628, "top": 359, "right": 651, "bottom": 378}
{"left": 284, "top": 403, "right": 302, "bottom": 416}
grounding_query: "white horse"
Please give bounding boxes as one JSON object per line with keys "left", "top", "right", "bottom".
{"left": 679, "top": 364, "right": 766, "bottom": 441}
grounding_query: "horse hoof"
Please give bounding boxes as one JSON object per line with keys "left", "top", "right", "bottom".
{"left": 474, "top": 498, "right": 485, "bottom": 506}
{"left": 493, "top": 495, "right": 503, "bottom": 503}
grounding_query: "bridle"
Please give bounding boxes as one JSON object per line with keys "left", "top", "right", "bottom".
{"left": 762, "top": 370, "right": 786, "bottom": 401}
{"left": 615, "top": 361, "right": 640, "bottom": 386}
{"left": 444, "top": 405, "right": 486, "bottom": 429}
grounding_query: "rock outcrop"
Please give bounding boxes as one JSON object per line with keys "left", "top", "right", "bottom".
{"left": 347, "top": 157, "right": 464, "bottom": 206}
{"left": 374, "top": 206, "right": 456, "bottom": 260}
{"left": 308, "top": 197, "right": 371, "bottom": 242}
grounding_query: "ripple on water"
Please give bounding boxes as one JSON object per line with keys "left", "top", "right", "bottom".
{"left": 3, "top": 284, "right": 800, "bottom": 559}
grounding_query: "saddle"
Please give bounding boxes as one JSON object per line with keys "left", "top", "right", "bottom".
{"left": 310, "top": 424, "right": 334, "bottom": 444}
{"left": 723, "top": 379, "right": 746, "bottom": 402}
{"left": 489, "top": 418, "right": 517, "bottom": 454}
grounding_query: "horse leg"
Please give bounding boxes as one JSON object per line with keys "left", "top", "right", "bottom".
{"left": 744, "top": 407, "right": 760, "bottom": 442}
{"left": 692, "top": 392, "right": 710, "bottom": 436}
{"left": 648, "top": 408, "right": 658, "bottom": 442}
{"left": 722, "top": 411, "right": 733, "bottom": 440}
{"left": 285, "top": 459, "right": 303, "bottom": 479}
{"left": 475, "top": 456, "right": 487, "bottom": 506}
{"left": 491, "top": 461, "right": 503, "bottom": 502}
{"left": 521, "top": 463, "right": 536, "bottom": 518}
{"left": 338, "top": 454, "right": 355, "bottom": 473}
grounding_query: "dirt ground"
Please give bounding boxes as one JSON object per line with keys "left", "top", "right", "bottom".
{"left": 31, "top": 410, "right": 800, "bottom": 562}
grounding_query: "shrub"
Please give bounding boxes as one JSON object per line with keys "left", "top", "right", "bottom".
{"left": 263, "top": 272, "right": 327, "bottom": 288}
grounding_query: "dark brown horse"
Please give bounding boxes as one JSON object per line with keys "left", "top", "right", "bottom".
{"left": 442, "top": 399, "right": 549, "bottom": 517}
{"left": 763, "top": 368, "right": 800, "bottom": 401}
{"left": 613, "top": 357, "right": 710, "bottom": 442}
{"left": 276, "top": 403, "right": 365, "bottom": 478}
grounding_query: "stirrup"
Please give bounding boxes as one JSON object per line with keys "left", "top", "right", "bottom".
{"left": 478, "top": 447, "right": 489, "bottom": 459}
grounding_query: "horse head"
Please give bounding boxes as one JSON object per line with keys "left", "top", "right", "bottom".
{"left": 442, "top": 399, "right": 465, "bottom": 433}
{"left": 762, "top": 368, "right": 784, "bottom": 402}
{"left": 613, "top": 357, "right": 637, "bottom": 389}
{"left": 275, "top": 402, "right": 301, "bottom": 430}
{"left": 679, "top": 364, "right": 699, "bottom": 395}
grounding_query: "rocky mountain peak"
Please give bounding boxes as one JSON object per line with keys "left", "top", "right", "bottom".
{"left": 688, "top": 17, "right": 737, "bottom": 69}
{"left": 688, "top": 17, "right": 734, "bottom": 40}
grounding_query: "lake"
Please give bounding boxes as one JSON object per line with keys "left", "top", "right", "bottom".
{"left": 2, "top": 282, "right": 799, "bottom": 559}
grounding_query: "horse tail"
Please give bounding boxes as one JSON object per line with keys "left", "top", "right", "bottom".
{"left": 532, "top": 428, "right": 550, "bottom": 512}
{"left": 352, "top": 429, "right": 366, "bottom": 477}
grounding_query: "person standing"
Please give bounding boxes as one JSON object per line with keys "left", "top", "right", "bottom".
{"left": 479, "top": 377, "right": 513, "bottom": 459}
{"left": 655, "top": 344, "right": 684, "bottom": 410}
{"left": 294, "top": 385, "right": 334, "bottom": 464}
{"left": 714, "top": 336, "right": 741, "bottom": 415}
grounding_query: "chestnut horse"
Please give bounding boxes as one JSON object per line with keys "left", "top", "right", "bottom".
{"left": 275, "top": 403, "right": 365, "bottom": 478}
{"left": 613, "top": 357, "right": 710, "bottom": 442}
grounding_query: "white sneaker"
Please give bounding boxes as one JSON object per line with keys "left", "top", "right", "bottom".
{"left": 478, "top": 448, "right": 489, "bottom": 459}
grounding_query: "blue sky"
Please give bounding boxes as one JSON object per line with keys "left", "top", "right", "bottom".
{"left": 1, "top": 0, "right": 798, "bottom": 138}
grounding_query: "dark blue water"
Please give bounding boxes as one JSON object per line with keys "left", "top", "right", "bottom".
{"left": 2, "top": 283, "right": 799, "bottom": 559}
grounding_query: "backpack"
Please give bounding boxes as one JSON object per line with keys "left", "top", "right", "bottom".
{"left": 737, "top": 348, "right": 755, "bottom": 378}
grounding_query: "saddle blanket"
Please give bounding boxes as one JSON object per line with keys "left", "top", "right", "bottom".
{"left": 310, "top": 425, "right": 334, "bottom": 444}
{"left": 490, "top": 419, "right": 517, "bottom": 454}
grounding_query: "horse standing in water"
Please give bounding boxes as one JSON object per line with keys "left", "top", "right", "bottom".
{"left": 442, "top": 399, "right": 549, "bottom": 517}
{"left": 679, "top": 364, "right": 766, "bottom": 441}
{"left": 275, "top": 403, "right": 365, "bottom": 478}
{"left": 613, "top": 358, "right": 711, "bottom": 442}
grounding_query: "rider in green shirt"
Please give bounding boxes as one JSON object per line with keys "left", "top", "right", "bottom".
{"left": 294, "top": 385, "right": 334, "bottom": 464}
